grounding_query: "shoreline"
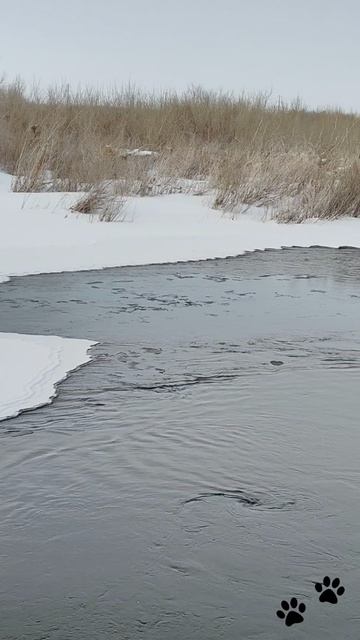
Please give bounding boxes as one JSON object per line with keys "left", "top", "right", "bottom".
{"left": 1, "top": 173, "right": 360, "bottom": 421}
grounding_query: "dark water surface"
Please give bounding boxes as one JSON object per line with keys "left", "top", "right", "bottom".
{"left": 0, "top": 248, "right": 360, "bottom": 639}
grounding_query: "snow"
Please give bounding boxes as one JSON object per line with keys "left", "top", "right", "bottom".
{"left": 1, "top": 186, "right": 360, "bottom": 285}
{"left": 0, "top": 333, "right": 96, "bottom": 421}
{"left": 103, "top": 146, "right": 159, "bottom": 159}
{"left": 126, "top": 148, "right": 159, "bottom": 157}
{"left": 1, "top": 170, "right": 360, "bottom": 421}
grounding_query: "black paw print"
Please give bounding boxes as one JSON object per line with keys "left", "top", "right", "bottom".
{"left": 315, "top": 576, "right": 345, "bottom": 604}
{"left": 276, "top": 598, "right": 306, "bottom": 627}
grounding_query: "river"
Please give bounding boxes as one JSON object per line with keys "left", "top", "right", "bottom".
{"left": 0, "top": 247, "right": 359, "bottom": 639}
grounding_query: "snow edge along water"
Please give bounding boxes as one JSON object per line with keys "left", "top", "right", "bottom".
{"left": 1, "top": 172, "right": 360, "bottom": 421}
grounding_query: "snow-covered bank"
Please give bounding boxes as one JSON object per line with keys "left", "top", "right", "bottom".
{"left": 1, "top": 172, "right": 360, "bottom": 422}
{"left": 0, "top": 333, "right": 96, "bottom": 421}
{"left": 1, "top": 188, "right": 360, "bottom": 285}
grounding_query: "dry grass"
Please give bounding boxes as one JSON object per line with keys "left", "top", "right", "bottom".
{"left": 70, "top": 183, "right": 126, "bottom": 222}
{"left": 2, "top": 78, "right": 360, "bottom": 221}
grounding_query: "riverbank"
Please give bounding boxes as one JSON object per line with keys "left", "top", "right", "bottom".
{"left": 1, "top": 170, "right": 360, "bottom": 421}
{"left": 2, "top": 176, "right": 360, "bottom": 284}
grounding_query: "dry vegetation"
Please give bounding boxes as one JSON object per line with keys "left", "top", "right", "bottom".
{"left": 1, "top": 78, "right": 360, "bottom": 221}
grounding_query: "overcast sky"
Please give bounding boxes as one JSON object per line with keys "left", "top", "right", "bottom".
{"left": 0, "top": 0, "right": 359, "bottom": 110}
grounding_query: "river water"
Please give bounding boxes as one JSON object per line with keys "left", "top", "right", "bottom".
{"left": 0, "top": 248, "right": 360, "bottom": 640}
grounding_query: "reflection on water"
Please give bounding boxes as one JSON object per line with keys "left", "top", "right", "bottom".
{"left": 0, "top": 248, "right": 360, "bottom": 640}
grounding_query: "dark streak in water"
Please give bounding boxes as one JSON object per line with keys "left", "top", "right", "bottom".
{"left": 182, "top": 490, "right": 297, "bottom": 511}
{"left": 183, "top": 490, "right": 261, "bottom": 507}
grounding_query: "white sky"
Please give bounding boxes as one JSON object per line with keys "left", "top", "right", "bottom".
{"left": 0, "top": 0, "right": 359, "bottom": 110}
